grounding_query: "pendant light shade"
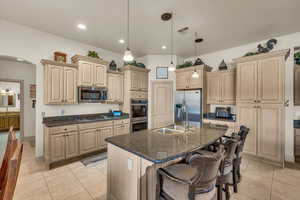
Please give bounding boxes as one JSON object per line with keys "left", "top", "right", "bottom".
{"left": 169, "top": 61, "right": 175, "bottom": 72}
{"left": 123, "top": 48, "right": 134, "bottom": 62}
{"left": 123, "top": 0, "right": 134, "bottom": 62}
{"left": 192, "top": 69, "right": 199, "bottom": 78}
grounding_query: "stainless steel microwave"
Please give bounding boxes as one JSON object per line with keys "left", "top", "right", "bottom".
{"left": 78, "top": 87, "right": 107, "bottom": 103}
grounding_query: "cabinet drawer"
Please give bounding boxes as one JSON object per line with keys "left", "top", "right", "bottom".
{"left": 114, "top": 119, "right": 130, "bottom": 125}
{"left": 49, "top": 125, "right": 78, "bottom": 134}
{"left": 131, "top": 91, "right": 148, "bottom": 99}
{"left": 78, "top": 121, "right": 113, "bottom": 131}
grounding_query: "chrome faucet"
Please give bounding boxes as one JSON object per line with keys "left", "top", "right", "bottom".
{"left": 182, "top": 103, "right": 190, "bottom": 132}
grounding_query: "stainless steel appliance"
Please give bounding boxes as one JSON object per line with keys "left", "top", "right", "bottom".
{"left": 78, "top": 87, "right": 107, "bottom": 103}
{"left": 131, "top": 99, "right": 148, "bottom": 132}
{"left": 215, "top": 107, "right": 231, "bottom": 119}
{"left": 175, "top": 90, "right": 202, "bottom": 126}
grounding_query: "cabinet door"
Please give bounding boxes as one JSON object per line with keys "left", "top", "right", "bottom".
{"left": 114, "top": 125, "right": 124, "bottom": 136}
{"left": 107, "top": 74, "right": 116, "bottom": 101}
{"left": 80, "top": 129, "right": 98, "bottom": 154}
{"left": 140, "top": 72, "right": 148, "bottom": 91}
{"left": 117, "top": 75, "right": 124, "bottom": 102}
{"left": 50, "top": 134, "right": 65, "bottom": 162}
{"left": 257, "top": 57, "right": 284, "bottom": 104}
{"left": 46, "top": 65, "right": 64, "bottom": 104}
{"left": 131, "top": 71, "right": 140, "bottom": 90}
{"left": 294, "top": 66, "right": 300, "bottom": 105}
{"left": 78, "top": 61, "right": 94, "bottom": 86}
{"left": 189, "top": 68, "right": 203, "bottom": 89}
{"left": 207, "top": 73, "right": 221, "bottom": 104}
{"left": 237, "top": 104, "right": 257, "bottom": 155}
{"left": 64, "top": 67, "right": 77, "bottom": 104}
{"left": 65, "top": 131, "right": 79, "bottom": 159}
{"left": 236, "top": 61, "right": 257, "bottom": 103}
{"left": 94, "top": 63, "right": 107, "bottom": 87}
{"left": 176, "top": 71, "right": 190, "bottom": 90}
{"left": 257, "top": 104, "right": 283, "bottom": 162}
{"left": 98, "top": 126, "right": 113, "bottom": 148}
{"left": 221, "top": 71, "right": 236, "bottom": 104}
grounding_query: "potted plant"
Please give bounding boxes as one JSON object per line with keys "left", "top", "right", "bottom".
{"left": 87, "top": 51, "right": 100, "bottom": 59}
{"left": 295, "top": 52, "right": 300, "bottom": 65}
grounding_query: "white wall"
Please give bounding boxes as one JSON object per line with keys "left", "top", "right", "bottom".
{"left": 0, "top": 81, "right": 20, "bottom": 111}
{"left": 0, "top": 19, "right": 123, "bottom": 157}
{"left": 137, "top": 55, "right": 180, "bottom": 129}
{"left": 186, "top": 32, "right": 300, "bottom": 162}
{"left": 0, "top": 60, "right": 36, "bottom": 137}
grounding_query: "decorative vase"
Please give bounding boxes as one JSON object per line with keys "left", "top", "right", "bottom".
{"left": 218, "top": 59, "right": 228, "bottom": 70}
{"left": 109, "top": 60, "right": 117, "bottom": 71}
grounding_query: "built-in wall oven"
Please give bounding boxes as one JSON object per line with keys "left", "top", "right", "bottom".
{"left": 78, "top": 87, "right": 107, "bottom": 103}
{"left": 131, "top": 99, "right": 148, "bottom": 132}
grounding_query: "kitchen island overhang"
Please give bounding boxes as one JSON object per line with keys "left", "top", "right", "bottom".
{"left": 106, "top": 124, "right": 231, "bottom": 200}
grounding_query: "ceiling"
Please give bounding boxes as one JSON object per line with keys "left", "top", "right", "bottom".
{"left": 0, "top": 0, "right": 299, "bottom": 58}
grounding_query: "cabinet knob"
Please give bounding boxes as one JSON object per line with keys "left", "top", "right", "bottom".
{"left": 254, "top": 100, "right": 257, "bottom": 103}
{"left": 64, "top": 128, "right": 67, "bottom": 131}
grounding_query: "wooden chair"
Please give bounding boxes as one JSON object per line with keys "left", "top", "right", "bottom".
{"left": 0, "top": 129, "right": 23, "bottom": 200}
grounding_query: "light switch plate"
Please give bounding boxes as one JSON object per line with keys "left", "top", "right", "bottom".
{"left": 127, "top": 159, "right": 133, "bottom": 171}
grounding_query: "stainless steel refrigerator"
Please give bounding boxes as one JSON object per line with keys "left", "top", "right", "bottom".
{"left": 175, "top": 90, "right": 202, "bottom": 126}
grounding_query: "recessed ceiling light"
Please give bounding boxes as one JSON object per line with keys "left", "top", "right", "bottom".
{"left": 17, "top": 58, "right": 24, "bottom": 62}
{"left": 119, "top": 39, "right": 125, "bottom": 44}
{"left": 162, "top": 45, "right": 167, "bottom": 50}
{"left": 77, "top": 24, "right": 87, "bottom": 30}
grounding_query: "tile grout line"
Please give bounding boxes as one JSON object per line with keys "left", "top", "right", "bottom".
{"left": 68, "top": 165, "right": 96, "bottom": 200}
{"left": 42, "top": 171, "right": 55, "bottom": 200}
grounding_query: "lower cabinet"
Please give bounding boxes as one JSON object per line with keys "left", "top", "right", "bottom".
{"left": 79, "top": 129, "right": 98, "bottom": 154}
{"left": 237, "top": 103, "right": 284, "bottom": 163}
{"left": 114, "top": 124, "right": 130, "bottom": 136}
{"left": 98, "top": 126, "right": 114, "bottom": 148}
{"left": 50, "top": 131, "right": 79, "bottom": 163}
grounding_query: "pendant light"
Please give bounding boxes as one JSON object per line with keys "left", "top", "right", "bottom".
{"left": 192, "top": 32, "right": 200, "bottom": 78}
{"left": 169, "top": 12, "right": 175, "bottom": 72}
{"left": 123, "top": 0, "right": 134, "bottom": 62}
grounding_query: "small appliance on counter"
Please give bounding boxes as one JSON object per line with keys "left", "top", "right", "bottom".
{"left": 112, "top": 110, "right": 123, "bottom": 117}
{"left": 78, "top": 87, "right": 107, "bottom": 103}
{"left": 215, "top": 107, "right": 231, "bottom": 119}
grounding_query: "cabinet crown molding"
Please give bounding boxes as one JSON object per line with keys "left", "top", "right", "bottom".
{"left": 120, "top": 65, "right": 150, "bottom": 72}
{"left": 41, "top": 59, "right": 78, "bottom": 68}
{"left": 71, "top": 55, "right": 109, "bottom": 65}
{"left": 175, "top": 64, "right": 212, "bottom": 72}
{"left": 233, "top": 49, "right": 290, "bottom": 64}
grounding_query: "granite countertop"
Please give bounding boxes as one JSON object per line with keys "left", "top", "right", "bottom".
{"left": 105, "top": 124, "right": 229, "bottom": 163}
{"left": 43, "top": 113, "right": 130, "bottom": 127}
{"left": 203, "top": 113, "right": 236, "bottom": 122}
{"left": 294, "top": 120, "right": 300, "bottom": 129}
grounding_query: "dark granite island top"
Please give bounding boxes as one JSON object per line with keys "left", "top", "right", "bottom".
{"left": 106, "top": 124, "right": 230, "bottom": 163}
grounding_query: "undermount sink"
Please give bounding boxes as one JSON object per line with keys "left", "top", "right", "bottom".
{"left": 156, "top": 125, "right": 195, "bottom": 134}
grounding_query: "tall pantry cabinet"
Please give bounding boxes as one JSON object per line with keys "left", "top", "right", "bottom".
{"left": 233, "top": 49, "right": 290, "bottom": 165}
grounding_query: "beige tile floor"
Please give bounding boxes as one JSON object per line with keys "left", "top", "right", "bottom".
{"left": 13, "top": 141, "right": 300, "bottom": 200}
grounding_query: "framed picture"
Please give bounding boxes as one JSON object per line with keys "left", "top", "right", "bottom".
{"left": 156, "top": 67, "right": 168, "bottom": 79}
{"left": 54, "top": 52, "right": 67, "bottom": 63}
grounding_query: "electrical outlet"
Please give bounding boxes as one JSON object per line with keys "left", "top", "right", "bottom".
{"left": 127, "top": 159, "right": 133, "bottom": 171}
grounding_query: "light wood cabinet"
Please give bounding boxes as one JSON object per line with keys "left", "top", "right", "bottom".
{"left": 207, "top": 69, "right": 236, "bottom": 105}
{"left": 50, "top": 133, "right": 66, "bottom": 162}
{"left": 42, "top": 60, "right": 78, "bottom": 105}
{"left": 130, "top": 70, "right": 148, "bottom": 91}
{"left": 234, "top": 49, "right": 289, "bottom": 165}
{"left": 107, "top": 72, "right": 124, "bottom": 103}
{"left": 98, "top": 126, "right": 114, "bottom": 148}
{"left": 65, "top": 131, "right": 79, "bottom": 159}
{"left": 294, "top": 65, "right": 300, "bottom": 105}
{"left": 257, "top": 104, "right": 283, "bottom": 162}
{"left": 235, "top": 52, "right": 285, "bottom": 104}
{"left": 72, "top": 55, "right": 108, "bottom": 87}
{"left": 175, "top": 65, "right": 212, "bottom": 90}
{"left": 80, "top": 129, "right": 98, "bottom": 154}
{"left": 0, "top": 112, "right": 20, "bottom": 131}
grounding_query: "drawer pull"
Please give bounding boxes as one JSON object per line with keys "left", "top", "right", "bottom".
{"left": 64, "top": 128, "right": 68, "bottom": 131}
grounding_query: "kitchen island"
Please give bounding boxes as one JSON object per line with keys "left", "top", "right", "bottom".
{"left": 106, "top": 124, "right": 231, "bottom": 200}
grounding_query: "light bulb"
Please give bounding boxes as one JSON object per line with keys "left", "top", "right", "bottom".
{"left": 169, "top": 62, "right": 176, "bottom": 72}
{"left": 192, "top": 70, "right": 199, "bottom": 78}
{"left": 123, "top": 48, "right": 134, "bottom": 62}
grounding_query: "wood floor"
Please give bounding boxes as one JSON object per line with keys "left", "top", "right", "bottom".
{"left": 12, "top": 141, "right": 300, "bottom": 200}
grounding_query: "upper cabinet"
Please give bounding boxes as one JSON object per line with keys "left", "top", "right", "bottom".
{"left": 42, "top": 60, "right": 78, "bottom": 105}
{"left": 121, "top": 65, "right": 150, "bottom": 92}
{"left": 72, "top": 55, "right": 108, "bottom": 88}
{"left": 175, "top": 65, "right": 212, "bottom": 90}
{"left": 107, "top": 72, "right": 124, "bottom": 103}
{"left": 207, "top": 69, "right": 236, "bottom": 105}
{"left": 234, "top": 49, "right": 288, "bottom": 104}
